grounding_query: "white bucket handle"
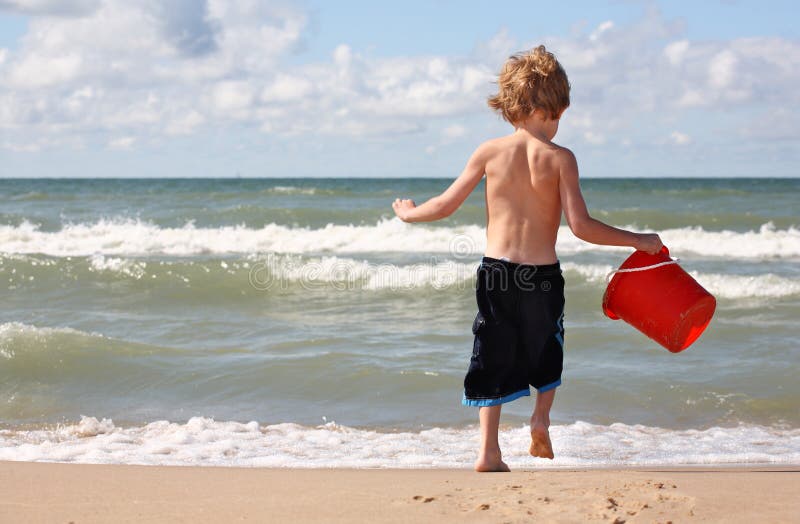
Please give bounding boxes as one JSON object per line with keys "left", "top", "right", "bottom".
{"left": 605, "top": 257, "right": 680, "bottom": 283}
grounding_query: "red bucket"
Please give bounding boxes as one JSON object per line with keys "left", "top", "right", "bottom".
{"left": 602, "top": 246, "right": 716, "bottom": 353}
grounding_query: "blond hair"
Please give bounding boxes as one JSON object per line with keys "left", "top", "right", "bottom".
{"left": 487, "top": 45, "right": 570, "bottom": 123}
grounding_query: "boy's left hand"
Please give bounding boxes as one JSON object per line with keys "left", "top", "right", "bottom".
{"left": 392, "top": 198, "right": 416, "bottom": 222}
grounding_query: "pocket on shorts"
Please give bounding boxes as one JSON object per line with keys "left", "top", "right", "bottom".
{"left": 472, "top": 311, "right": 486, "bottom": 335}
{"left": 470, "top": 311, "right": 487, "bottom": 361}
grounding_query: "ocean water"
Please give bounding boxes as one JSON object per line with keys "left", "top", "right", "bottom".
{"left": 0, "top": 177, "right": 798, "bottom": 468}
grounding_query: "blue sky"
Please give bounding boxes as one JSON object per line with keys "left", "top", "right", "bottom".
{"left": 0, "top": 0, "right": 797, "bottom": 177}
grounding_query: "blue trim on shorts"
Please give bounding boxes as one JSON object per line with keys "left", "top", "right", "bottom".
{"left": 554, "top": 311, "right": 565, "bottom": 347}
{"left": 536, "top": 379, "right": 561, "bottom": 393}
{"left": 462, "top": 388, "right": 530, "bottom": 407}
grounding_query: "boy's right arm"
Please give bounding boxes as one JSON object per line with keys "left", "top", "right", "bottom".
{"left": 392, "top": 142, "right": 488, "bottom": 223}
{"left": 558, "top": 149, "right": 663, "bottom": 254}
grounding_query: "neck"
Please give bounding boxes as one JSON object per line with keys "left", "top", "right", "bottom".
{"left": 514, "top": 123, "right": 551, "bottom": 141}
{"left": 513, "top": 114, "right": 555, "bottom": 141}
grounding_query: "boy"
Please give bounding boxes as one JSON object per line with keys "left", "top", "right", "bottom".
{"left": 392, "top": 45, "right": 662, "bottom": 472}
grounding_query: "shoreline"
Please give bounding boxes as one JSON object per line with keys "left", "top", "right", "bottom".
{"left": 3, "top": 416, "right": 797, "bottom": 467}
{"left": 2, "top": 461, "right": 797, "bottom": 523}
{"left": 2, "top": 458, "right": 797, "bottom": 470}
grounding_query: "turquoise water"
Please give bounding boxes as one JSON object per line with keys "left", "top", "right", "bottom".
{"left": 0, "top": 178, "right": 798, "bottom": 467}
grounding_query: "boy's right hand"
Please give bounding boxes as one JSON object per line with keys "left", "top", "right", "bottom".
{"left": 392, "top": 198, "right": 417, "bottom": 222}
{"left": 634, "top": 233, "right": 663, "bottom": 255}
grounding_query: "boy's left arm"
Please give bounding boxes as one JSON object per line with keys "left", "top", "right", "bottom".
{"left": 392, "top": 144, "right": 488, "bottom": 223}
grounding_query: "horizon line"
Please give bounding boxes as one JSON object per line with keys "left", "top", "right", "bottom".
{"left": 1, "top": 175, "right": 798, "bottom": 181}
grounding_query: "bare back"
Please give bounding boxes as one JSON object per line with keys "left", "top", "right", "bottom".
{"left": 482, "top": 132, "right": 563, "bottom": 265}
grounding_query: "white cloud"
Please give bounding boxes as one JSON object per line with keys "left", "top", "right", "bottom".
{"left": 540, "top": 13, "right": 799, "bottom": 147}
{"left": 739, "top": 108, "right": 799, "bottom": 142}
{"left": 0, "top": 0, "right": 310, "bottom": 146}
{"left": 443, "top": 124, "right": 466, "bottom": 140}
{"left": 583, "top": 131, "right": 606, "bottom": 145}
{"left": 261, "top": 74, "right": 314, "bottom": 103}
{"left": 211, "top": 81, "right": 254, "bottom": 113}
{"left": 0, "top": 0, "right": 100, "bottom": 16}
{"left": 164, "top": 110, "right": 205, "bottom": 136}
{"left": 664, "top": 40, "right": 689, "bottom": 66}
{"left": 332, "top": 44, "right": 352, "bottom": 66}
{"left": 461, "top": 65, "right": 492, "bottom": 92}
{"left": 0, "top": 0, "right": 500, "bottom": 146}
{"left": 670, "top": 131, "right": 691, "bottom": 145}
{"left": 589, "top": 21, "right": 614, "bottom": 41}
{"left": 7, "top": 52, "right": 83, "bottom": 88}
{"left": 708, "top": 49, "right": 738, "bottom": 88}
{"left": 675, "top": 89, "right": 705, "bottom": 107}
{"left": 64, "top": 85, "right": 95, "bottom": 112}
{"left": 0, "top": 3, "right": 798, "bottom": 155}
{"left": 356, "top": 55, "right": 492, "bottom": 119}
{"left": 2, "top": 140, "right": 41, "bottom": 152}
{"left": 107, "top": 136, "right": 135, "bottom": 150}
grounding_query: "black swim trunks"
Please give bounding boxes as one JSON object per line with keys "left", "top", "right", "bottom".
{"left": 462, "top": 256, "right": 565, "bottom": 407}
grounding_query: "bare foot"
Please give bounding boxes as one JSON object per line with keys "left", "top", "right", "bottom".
{"left": 474, "top": 452, "right": 511, "bottom": 472}
{"left": 529, "top": 423, "right": 554, "bottom": 459}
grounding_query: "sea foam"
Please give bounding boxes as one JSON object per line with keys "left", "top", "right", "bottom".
{"left": 0, "top": 219, "right": 798, "bottom": 259}
{"left": 252, "top": 256, "right": 800, "bottom": 299}
{"left": 3, "top": 251, "right": 798, "bottom": 299}
{"left": 560, "top": 262, "right": 800, "bottom": 299}
{"left": 0, "top": 416, "right": 797, "bottom": 468}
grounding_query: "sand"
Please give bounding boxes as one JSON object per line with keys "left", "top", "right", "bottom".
{"left": 0, "top": 461, "right": 797, "bottom": 523}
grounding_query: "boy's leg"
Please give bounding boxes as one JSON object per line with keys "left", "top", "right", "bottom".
{"left": 475, "top": 405, "right": 510, "bottom": 472}
{"left": 530, "top": 388, "right": 555, "bottom": 459}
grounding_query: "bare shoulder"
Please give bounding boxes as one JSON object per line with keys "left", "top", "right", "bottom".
{"left": 549, "top": 143, "right": 578, "bottom": 173}
{"left": 548, "top": 141, "right": 574, "bottom": 159}
{"left": 467, "top": 136, "right": 507, "bottom": 166}
{"left": 474, "top": 136, "right": 506, "bottom": 156}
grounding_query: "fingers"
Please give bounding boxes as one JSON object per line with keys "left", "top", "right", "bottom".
{"left": 637, "top": 233, "right": 663, "bottom": 255}
{"left": 654, "top": 235, "right": 664, "bottom": 254}
{"left": 650, "top": 236, "right": 664, "bottom": 255}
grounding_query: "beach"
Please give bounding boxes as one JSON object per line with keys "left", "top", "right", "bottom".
{"left": 1, "top": 461, "right": 797, "bottom": 523}
{"left": 3, "top": 0, "right": 799, "bottom": 520}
